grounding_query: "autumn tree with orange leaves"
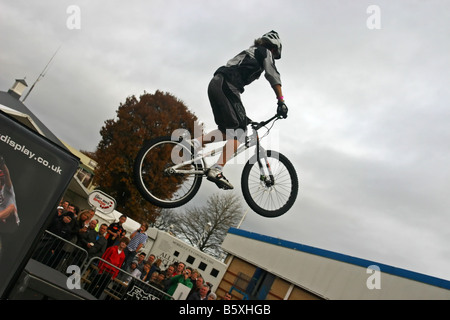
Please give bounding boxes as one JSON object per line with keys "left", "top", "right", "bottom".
{"left": 92, "top": 90, "right": 201, "bottom": 223}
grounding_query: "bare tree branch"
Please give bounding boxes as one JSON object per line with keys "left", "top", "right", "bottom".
{"left": 162, "top": 193, "right": 244, "bottom": 258}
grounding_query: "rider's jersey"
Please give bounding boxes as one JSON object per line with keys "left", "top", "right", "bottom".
{"left": 214, "top": 45, "right": 282, "bottom": 93}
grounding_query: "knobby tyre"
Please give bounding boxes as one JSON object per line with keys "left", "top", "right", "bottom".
{"left": 133, "top": 136, "right": 203, "bottom": 208}
{"left": 241, "top": 150, "right": 298, "bottom": 217}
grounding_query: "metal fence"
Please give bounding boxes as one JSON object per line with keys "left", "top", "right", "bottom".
{"left": 31, "top": 230, "right": 173, "bottom": 300}
{"left": 32, "top": 230, "right": 89, "bottom": 273}
{"left": 81, "top": 257, "right": 172, "bottom": 300}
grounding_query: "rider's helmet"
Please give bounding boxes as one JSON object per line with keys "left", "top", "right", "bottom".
{"left": 262, "top": 30, "right": 282, "bottom": 60}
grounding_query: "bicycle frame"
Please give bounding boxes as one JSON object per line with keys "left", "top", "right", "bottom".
{"left": 166, "top": 115, "right": 280, "bottom": 178}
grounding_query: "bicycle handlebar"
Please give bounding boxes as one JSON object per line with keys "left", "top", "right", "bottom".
{"left": 250, "top": 114, "right": 280, "bottom": 130}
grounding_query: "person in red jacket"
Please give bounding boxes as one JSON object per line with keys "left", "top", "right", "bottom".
{"left": 86, "top": 237, "right": 130, "bottom": 298}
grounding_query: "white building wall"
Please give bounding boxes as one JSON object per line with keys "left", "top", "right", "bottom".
{"left": 221, "top": 229, "right": 450, "bottom": 300}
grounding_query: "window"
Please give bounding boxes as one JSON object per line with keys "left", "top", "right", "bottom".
{"left": 246, "top": 268, "right": 275, "bottom": 300}
{"left": 198, "top": 262, "right": 207, "bottom": 271}
{"left": 186, "top": 255, "right": 195, "bottom": 264}
{"left": 210, "top": 268, "right": 219, "bottom": 278}
{"left": 88, "top": 159, "right": 98, "bottom": 168}
{"left": 173, "top": 251, "right": 180, "bottom": 257}
{"left": 76, "top": 168, "right": 93, "bottom": 188}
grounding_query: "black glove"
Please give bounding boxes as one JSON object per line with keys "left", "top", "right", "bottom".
{"left": 277, "top": 101, "right": 288, "bottom": 119}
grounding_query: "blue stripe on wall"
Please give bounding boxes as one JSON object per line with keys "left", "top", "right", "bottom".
{"left": 227, "top": 227, "right": 450, "bottom": 290}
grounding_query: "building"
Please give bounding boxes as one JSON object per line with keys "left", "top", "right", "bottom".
{"left": 61, "top": 141, "right": 98, "bottom": 207}
{"left": 0, "top": 79, "right": 66, "bottom": 149}
{"left": 0, "top": 79, "right": 93, "bottom": 209}
{"left": 218, "top": 227, "right": 450, "bottom": 300}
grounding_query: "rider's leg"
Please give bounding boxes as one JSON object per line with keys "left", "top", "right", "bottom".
{"left": 203, "top": 74, "right": 245, "bottom": 189}
{"left": 196, "top": 129, "right": 225, "bottom": 146}
{"left": 216, "top": 138, "right": 240, "bottom": 167}
{"left": 190, "top": 129, "right": 225, "bottom": 157}
{"left": 206, "top": 130, "right": 244, "bottom": 190}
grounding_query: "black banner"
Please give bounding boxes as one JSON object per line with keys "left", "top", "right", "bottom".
{"left": 0, "top": 111, "right": 79, "bottom": 298}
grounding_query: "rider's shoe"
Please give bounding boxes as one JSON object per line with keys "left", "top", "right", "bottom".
{"left": 206, "top": 168, "right": 234, "bottom": 190}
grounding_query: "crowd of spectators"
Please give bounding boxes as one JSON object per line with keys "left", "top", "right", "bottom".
{"left": 35, "top": 200, "right": 231, "bottom": 300}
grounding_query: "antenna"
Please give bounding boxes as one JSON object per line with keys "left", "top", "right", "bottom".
{"left": 22, "top": 45, "right": 61, "bottom": 102}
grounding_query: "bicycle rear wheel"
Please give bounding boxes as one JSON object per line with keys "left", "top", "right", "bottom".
{"left": 241, "top": 150, "right": 298, "bottom": 217}
{"left": 133, "top": 136, "right": 203, "bottom": 208}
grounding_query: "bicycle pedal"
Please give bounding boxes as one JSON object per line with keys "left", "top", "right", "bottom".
{"left": 207, "top": 176, "right": 233, "bottom": 190}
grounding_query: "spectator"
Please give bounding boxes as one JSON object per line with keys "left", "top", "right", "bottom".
{"left": 62, "top": 208, "right": 91, "bottom": 266}
{"left": 187, "top": 275, "right": 204, "bottom": 299}
{"left": 161, "top": 265, "right": 175, "bottom": 292}
{"left": 135, "top": 252, "right": 147, "bottom": 273}
{"left": 47, "top": 208, "right": 76, "bottom": 241}
{"left": 99, "top": 237, "right": 129, "bottom": 276}
{"left": 140, "top": 261, "right": 152, "bottom": 282}
{"left": 172, "top": 261, "right": 185, "bottom": 277}
{"left": 75, "top": 210, "right": 94, "bottom": 245}
{"left": 150, "top": 272, "right": 166, "bottom": 291}
{"left": 67, "top": 203, "right": 79, "bottom": 218}
{"left": 83, "top": 223, "right": 108, "bottom": 261}
{"left": 187, "top": 284, "right": 210, "bottom": 301}
{"left": 122, "top": 260, "right": 142, "bottom": 285}
{"left": 111, "top": 230, "right": 128, "bottom": 247}
{"left": 207, "top": 292, "right": 217, "bottom": 300}
{"left": 149, "top": 258, "right": 162, "bottom": 275}
{"left": 33, "top": 208, "right": 76, "bottom": 268}
{"left": 77, "top": 209, "right": 91, "bottom": 225}
{"left": 190, "top": 269, "right": 200, "bottom": 283}
{"left": 87, "top": 218, "right": 98, "bottom": 231}
{"left": 149, "top": 271, "right": 159, "bottom": 283}
{"left": 105, "top": 215, "right": 127, "bottom": 248}
{"left": 165, "top": 267, "right": 193, "bottom": 298}
{"left": 86, "top": 237, "right": 130, "bottom": 299}
{"left": 86, "top": 209, "right": 95, "bottom": 222}
{"left": 123, "top": 222, "right": 148, "bottom": 268}
{"left": 222, "top": 292, "right": 232, "bottom": 300}
{"left": 146, "top": 253, "right": 156, "bottom": 266}
{"left": 61, "top": 200, "right": 69, "bottom": 212}
{"left": 148, "top": 272, "right": 168, "bottom": 300}
{"left": 56, "top": 206, "right": 64, "bottom": 216}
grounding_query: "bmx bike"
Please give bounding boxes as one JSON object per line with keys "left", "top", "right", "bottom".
{"left": 134, "top": 114, "right": 298, "bottom": 218}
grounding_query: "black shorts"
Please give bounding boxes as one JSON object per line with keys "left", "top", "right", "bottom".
{"left": 208, "top": 74, "right": 248, "bottom": 141}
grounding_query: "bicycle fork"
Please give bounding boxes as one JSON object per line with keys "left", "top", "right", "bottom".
{"left": 255, "top": 138, "right": 275, "bottom": 188}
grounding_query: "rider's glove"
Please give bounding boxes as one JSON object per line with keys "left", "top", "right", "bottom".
{"left": 277, "top": 101, "right": 288, "bottom": 119}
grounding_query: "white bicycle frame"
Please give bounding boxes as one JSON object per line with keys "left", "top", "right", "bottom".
{"left": 166, "top": 118, "right": 276, "bottom": 177}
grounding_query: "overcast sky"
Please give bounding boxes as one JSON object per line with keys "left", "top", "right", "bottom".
{"left": 1, "top": 1, "right": 449, "bottom": 281}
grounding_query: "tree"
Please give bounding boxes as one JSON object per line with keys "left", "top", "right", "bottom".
{"left": 159, "top": 193, "right": 244, "bottom": 259}
{"left": 92, "top": 90, "right": 201, "bottom": 223}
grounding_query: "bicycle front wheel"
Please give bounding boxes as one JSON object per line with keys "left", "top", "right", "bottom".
{"left": 134, "top": 136, "right": 203, "bottom": 208}
{"left": 241, "top": 150, "right": 298, "bottom": 218}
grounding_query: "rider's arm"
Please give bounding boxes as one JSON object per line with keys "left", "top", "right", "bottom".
{"left": 262, "top": 49, "right": 282, "bottom": 88}
{"left": 260, "top": 49, "right": 283, "bottom": 102}
{"left": 272, "top": 84, "right": 284, "bottom": 102}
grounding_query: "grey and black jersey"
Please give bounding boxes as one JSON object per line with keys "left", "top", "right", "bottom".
{"left": 214, "top": 45, "right": 282, "bottom": 93}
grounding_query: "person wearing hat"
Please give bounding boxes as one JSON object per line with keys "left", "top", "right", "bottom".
{"left": 189, "top": 31, "right": 288, "bottom": 190}
{"left": 122, "top": 259, "right": 142, "bottom": 284}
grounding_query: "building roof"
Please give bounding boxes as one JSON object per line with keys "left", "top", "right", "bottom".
{"left": 226, "top": 227, "right": 450, "bottom": 291}
{"left": 0, "top": 90, "right": 66, "bottom": 149}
